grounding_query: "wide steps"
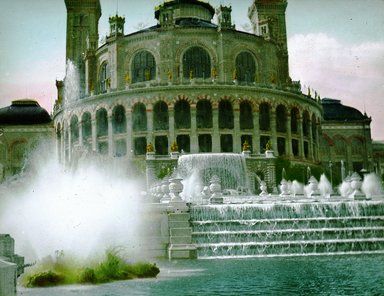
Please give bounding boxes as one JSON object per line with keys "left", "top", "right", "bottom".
{"left": 190, "top": 202, "right": 384, "bottom": 258}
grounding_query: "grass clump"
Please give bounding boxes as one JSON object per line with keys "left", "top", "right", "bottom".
{"left": 23, "top": 249, "right": 160, "bottom": 287}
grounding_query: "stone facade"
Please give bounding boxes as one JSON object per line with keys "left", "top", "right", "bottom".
{"left": 53, "top": 0, "right": 323, "bottom": 172}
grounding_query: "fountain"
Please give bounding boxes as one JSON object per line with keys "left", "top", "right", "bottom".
{"left": 148, "top": 153, "right": 384, "bottom": 259}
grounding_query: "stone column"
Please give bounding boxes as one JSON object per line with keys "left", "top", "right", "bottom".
{"left": 233, "top": 102, "right": 240, "bottom": 152}
{"left": 169, "top": 106, "right": 175, "bottom": 150}
{"left": 68, "top": 124, "right": 72, "bottom": 163}
{"left": 270, "top": 111, "right": 278, "bottom": 154}
{"left": 78, "top": 120, "right": 83, "bottom": 148}
{"left": 308, "top": 118, "right": 314, "bottom": 160}
{"left": 147, "top": 105, "right": 154, "bottom": 147}
{"left": 108, "top": 113, "right": 113, "bottom": 157}
{"left": 286, "top": 115, "right": 292, "bottom": 157}
{"left": 190, "top": 106, "right": 198, "bottom": 153}
{"left": 91, "top": 115, "right": 97, "bottom": 152}
{"left": 253, "top": 110, "right": 260, "bottom": 154}
{"left": 298, "top": 117, "right": 304, "bottom": 158}
{"left": 126, "top": 109, "right": 132, "bottom": 157}
{"left": 212, "top": 106, "right": 220, "bottom": 152}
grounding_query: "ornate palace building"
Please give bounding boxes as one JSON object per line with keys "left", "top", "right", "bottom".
{"left": 50, "top": 0, "right": 377, "bottom": 186}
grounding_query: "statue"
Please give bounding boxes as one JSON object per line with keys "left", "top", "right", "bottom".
{"left": 170, "top": 141, "right": 178, "bottom": 153}
{"left": 242, "top": 140, "right": 251, "bottom": 152}
{"left": 167, "top": 68, "right": 172, "bottom": 81}
{"left": 189, "top": 70, "right": 193, "bottom": 80}
{"left": 211, "top": 67, "right": 217, "bottom": 79}
{"left": 232, "top": 68, "right": 237, "bottom": 80}
{"left": 125, "top": 72, "right": 130, "bottom": 84}
{"left": 265, "top": 140, "right": 272, "bottom": 151}
{"left": 146, "top": 142, "right": 154, "bottom": 153}
{"left": 145, "top": 68, "right": 150, "bottom": 81}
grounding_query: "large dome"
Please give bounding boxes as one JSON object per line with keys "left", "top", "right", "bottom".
{"left": 0, "top": 99, "right": 52, "bottom": 125}
{"left": 321, "top": 98, "right": 367, "bottom": 121}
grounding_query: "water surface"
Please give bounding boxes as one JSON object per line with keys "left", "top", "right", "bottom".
{"left": 18, "top": 255, "right": 384, "bottom": 296}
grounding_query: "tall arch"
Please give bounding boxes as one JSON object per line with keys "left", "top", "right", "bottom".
{"left": 276, "top": 105, "right": 287, "bottom": 133}
{"left": 132, "top": 50, "right": 156, "bottom": 83}
{"left": 70, "top": 115, "right": 79, "bottom": 143}
{"left": 98, "top": 62, "right": 109, "bottom": 93}
{"left": 219, "top": 100, "right": 234, "bottom": 129}
{"left": 96, "top": 108, "right": 108, "bottom": 137}
{"left": 236, "top": 51, "right": 256, "bottom": 83}
{"left": 291, "top": 107, "right": 299, "bottom": 134}
{"left": 240, "top": 101, "right": 253, "bottom": 130}
{"left": 196, "top": 100, "right": 212, "bottom": 129}
{"left": 182, "top": 46, "right": 211, "bottom": 79}
{"left": 174, "top": 100, "right": 191, "bottom": 129}
{"left": 153, "top": 101, "right": 169, "bottom": 131}
{"left": 259, "top": 103, "right": 270, "bottom": 131}
{"left": 112, "top": 105, "right": 126, "bottom": 134}
{"left": 302, "top": 111, "right": 310, "bottom": 137}
{"left": 132, "top": 103, "right": 147, "bottom": 132}
{"left": 81, "top": 112, "right": 92, "bottom": 141}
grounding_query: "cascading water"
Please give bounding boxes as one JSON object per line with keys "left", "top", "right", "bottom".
{"left": 177, "top": 153, "right": 250, "bottom": 202}
{"left": 64, "top": 60, "right": 80, "bottom": 105}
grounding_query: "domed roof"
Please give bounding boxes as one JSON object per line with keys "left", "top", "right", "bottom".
{"left": 155, "top": 0, "right": 215, "bottom": 22}
{"left": 0, "top": 99, "right": 52, "bottom": 125}
{"left": 321, "top": 98, "right": 367, "bottom": 121}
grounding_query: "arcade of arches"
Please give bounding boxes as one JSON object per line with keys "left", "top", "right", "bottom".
{"left": 57, "top": 99, "right": 321, "bottom": 162}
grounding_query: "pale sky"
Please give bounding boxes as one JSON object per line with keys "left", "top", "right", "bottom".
{"left": 0, "top": 0, "right": 383, "bottom": 140}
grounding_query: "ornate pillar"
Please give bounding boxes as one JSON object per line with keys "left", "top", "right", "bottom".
{"left": 270, "top": 111, "right": 278, "bottom": 154}
{"left": 190, "top": 106, "right": 198, "bottom": 153}
{"left": 253, "top": 109, "right": 260, "bottom": 154}
{"left": 308, "top": 118, "right": 314, "bottom": 160}
{"left": 91, "top": 114, "right": 97, "bottom": 152}
{"left": 212, "top": 106, "right": 220, "bottom": 152}
{"left": 78, "top": 120, "right": 83, "bottom": 148}
{"left": 108, "top": 113, "right": 113, "bottom": 157}
{"left": 125, "top": 108, "right": 132, "bottom": 158}
{"left": 298, "top": 116, "right": 304, "bottom": 158}
{"left": 146, "top": 104, "right": 154, "bottom": 146}
{"left": 286, "top": 114, "right": 292, "bottom": 157}
{"left": 233, "top": 102, "right": 240, "bottom": 152}
{"left": 169, "top": 106, "right": 175, "bottom": 149}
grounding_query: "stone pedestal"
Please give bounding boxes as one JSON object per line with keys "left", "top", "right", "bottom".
{"left": 0, "top": 260, "right": 16, "bottom": 296}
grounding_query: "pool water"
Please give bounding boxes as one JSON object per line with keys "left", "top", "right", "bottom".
{"left": 18, "top": 255, "right": 384, "bottom": 296}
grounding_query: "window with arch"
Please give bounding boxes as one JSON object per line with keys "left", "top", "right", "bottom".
{"left": 259, "top": 103, "right": 270, "bottom": 131}
{"left": 236, "top": 52, "right": 256, "bottom": 83}
{"left": 132, "top": 50, "right": 156, "bottom": 83}
{"left": 334, "top": 137, "right": 347, "bottom": 157}
{"left": 302, "top": 111, "right": 310, "bottom": 137}
{"left": 219, "top": 100, "right": 234, "bottom": 129}
{"left": 240, "top": 101, "right": 253, "bottom": 130}
{"left": 351, "top": 137, "right": 363, "bottom": 155}
{"left": 82, "top": 112, "right": 92, "bottom": 141}
{"left": 99, "top": 62, "right": 109, "bottom": 93}
{"left": 174, "top": 100, "right": 191, "bottom": 129}
{"left": 112, "top": 105, "right": 126, "bottom": 134}
{"left": 291, "top": 108, "right": 299, "bottom": 134}
{"left": 276, "top": 105, "right": 287, "bottom": 133}
{"left": 153, "top": 101, "right": 169, "bottom": 131}
{"left": 196, "top": 100, "right": 212, "bottom": 128}
{"left": 96, "top": 108, "right": 108, "bottom": 137}
{"left": 70, "top": 115, "right": 79, "bottom": 143}
{"left": 182, "top": 46, "right": 211, "bottom": 79}
{"left": 132, "top": 103, "right": 147, "bottom": 132}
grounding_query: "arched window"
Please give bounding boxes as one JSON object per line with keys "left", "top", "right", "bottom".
{"left": 276, "top": 105, "right": 287, "bottom": 133}
{"left": 236, "top": 52, "right": 256, "bottom": 83}
{"left": 112, "top": 105, "right": 126, "bottom": 134}
{"left": 99, "top": 62, "right": 109, "bottom": 93}
{"left": 82, "top": 112, "right": 92, "bottom": 141}
{"left": 132, "top": 103, "right": 147, "bottom": 132}
{"left": 291, "top": 108, "right": 299, "bottom": 134}
{"left": 96, "top": 108, "right": 108, "bottom": 137}
{"left": 219, "top": 100, "right": 234, "bottom": 129}
{"left": 259, "top": 103, "right": 270, "bottom": 131}
{"left": 196, "top": 100, "right": 212, "bottom": 128}
{"left": 183, "top": 47, "right": 211, "bottom": 79}
{"left": 132, "top": 50, "right": 156, "bottom": 83}
{"left": 302, "top": 111, "right": 310, "bottom": 137}
{"left": 334, "top": 136, "right": 347, "bottom": 157}
{"left": 174, "top": 100, "right": 191, "bottom": 129}
{"left": 70, "top": 115, "right": 79, "bottom": 143}
{"left": 240, "top": 101, "right": 253, "bottom": 130}
{"left": 351, "top": 137, "right": 363, "bottom": 156}
{"left": 153, "top": 101, "right": 169, "bottom": 131}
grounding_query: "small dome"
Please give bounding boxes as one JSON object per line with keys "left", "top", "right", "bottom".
{"left": 321, "top": 98, "right": 367, "bottom": 121}
{"left": 0, "top": 99, "right": 52, "bottom": 125}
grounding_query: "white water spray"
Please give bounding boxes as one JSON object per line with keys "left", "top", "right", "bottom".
{"left": 0, "top": 141, "right": 145, "bottom": 263}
